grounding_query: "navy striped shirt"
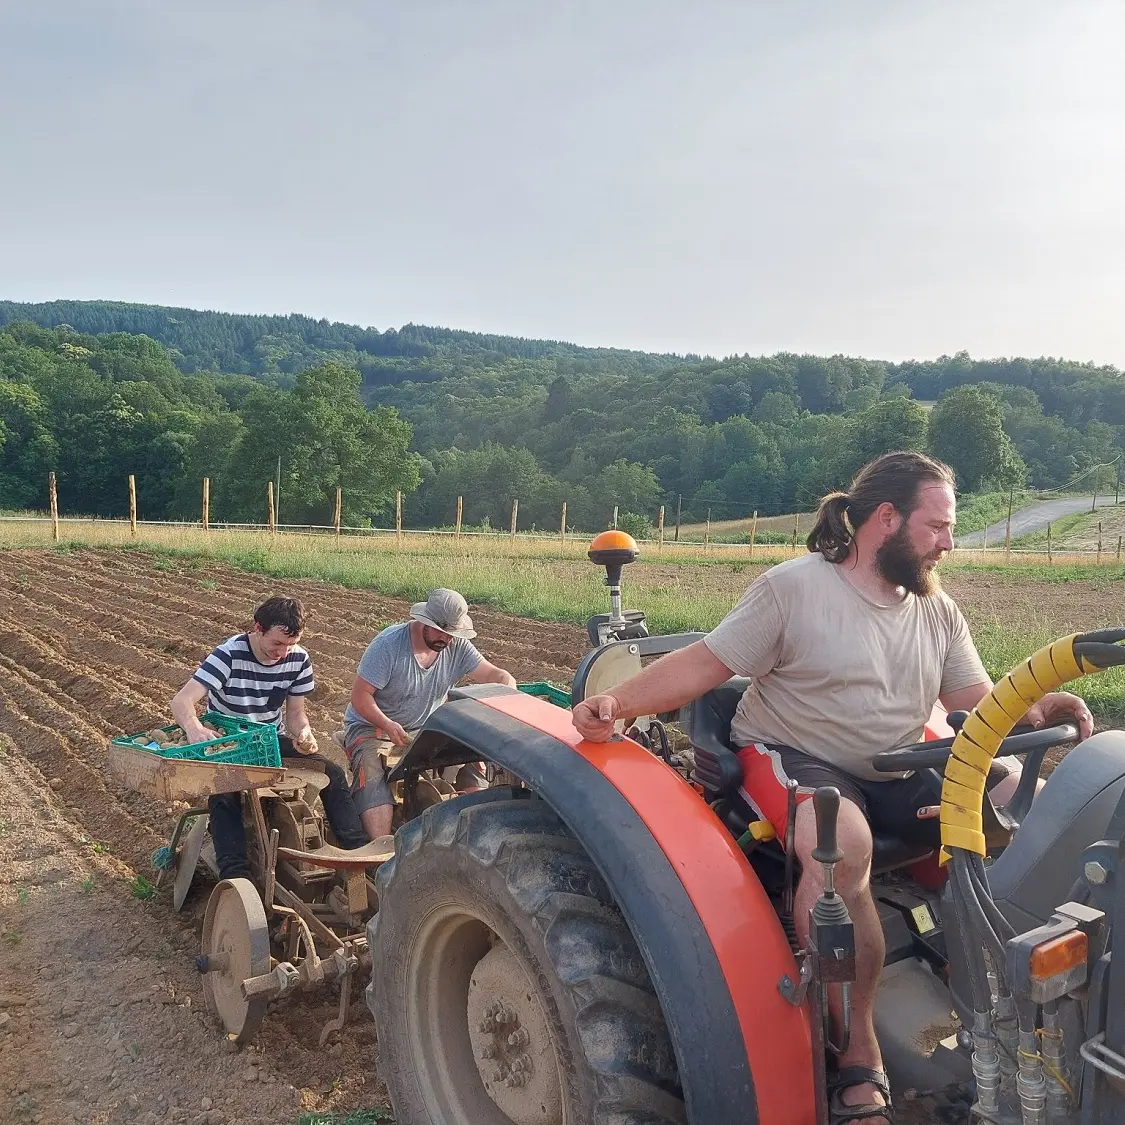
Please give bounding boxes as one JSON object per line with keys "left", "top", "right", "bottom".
{"left": 192, "top": 634, "right": 314, "bottom": 729}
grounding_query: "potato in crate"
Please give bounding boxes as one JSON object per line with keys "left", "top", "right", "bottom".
{"left": 112, "top": 712, "right": 282, "bottom": 770}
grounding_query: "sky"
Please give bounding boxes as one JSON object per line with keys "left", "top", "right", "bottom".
{"left": 2, "top": 1, "right": 1124, "bottom": 364}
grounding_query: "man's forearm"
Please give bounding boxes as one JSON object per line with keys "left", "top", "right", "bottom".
{"left": 480, "top": 665, "right": 517, "bottom": 688}
{"left": 171, "top": 685, "right": 208, "bottom": 738}
{"left": 352, "top": 691, "right": 398, "bottom": 732}
{"left": 284, "top": 700, "right": 313, "bottom": 739}
{"left": 608, "top": 641, "right": 733, "bottom": 718}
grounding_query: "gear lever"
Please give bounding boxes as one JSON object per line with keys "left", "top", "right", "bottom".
{"left": 809, "top": 786, "right": 855, "bottom": 1056}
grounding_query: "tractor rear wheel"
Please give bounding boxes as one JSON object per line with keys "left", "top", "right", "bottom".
{"left": 368, "top": 789, "right": 686, "bottom": 1125}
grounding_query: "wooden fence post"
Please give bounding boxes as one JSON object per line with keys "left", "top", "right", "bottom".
{"left": 455, "top": 495, "right": 463, "bottom": 539}
{"left": 560, "top": 501, "right": 567, "bottom": 542}
{"left": 202, "top": 477, "right": 210, "bottom": 532}
{"left": 1004, "top": 488, "right": 1013, "bottom": 558}
{"left": 1117, "top": 535, "right": 1122, "bottom": 563}
{"left": 657, "top": 505, "right": 665, "bottom": 549}
{"left": 749, "top": 510, "right": 758, "bottom": 560}
{"left": 611, "top": 505, "right": 619, "bottom": 530}
{"left": 792, "top": 513, "right": 800, "bottom": 552}
{"left": 674, "top": 494, "right": 682, "bottom": 542}
{"left": 1098, "top": 521, "right": 1103, "bottom": 565}
{"left": 396, "top": 491, "right": 403, "bottom": 541}
{"left": 48, "top": 471, "right": 59, "bottom": 542}
{"left": 704, "top": 509, "right": 711, "bottom": 550}
{"left": 510, "top": 498, "right": 518, "bottom": 539}
{"left": 333, "top": 487, "right": 342, "bottom": 539}
{"left": 267, "top": 482, "right": 276, "bottom": 534}
{"left": 128, "top": 474, "right": 137, "bottom": 537}
{"left": 1047, "top": 523, "right": 1052, "bottom": 564}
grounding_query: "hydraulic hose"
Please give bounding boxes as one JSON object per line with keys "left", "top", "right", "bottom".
{"left": 968, "top": 854, "right": 1016, "bottom": 945}
{"left": 940, "top": 630, "right": 1125, "bottom": 860}
{"left": 951, "top": 854, "right": 1006, "bottom": 968}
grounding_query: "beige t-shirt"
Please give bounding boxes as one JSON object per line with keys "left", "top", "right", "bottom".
{"left": 703, "top": 552, "right": 989, "bottom": 781}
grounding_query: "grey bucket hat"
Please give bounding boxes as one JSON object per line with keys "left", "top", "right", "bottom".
{"left": 409, "top": 588, "right": 476, "bottom": 640}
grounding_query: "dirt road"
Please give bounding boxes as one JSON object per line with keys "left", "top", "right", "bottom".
{"left": 956, "top": 495, "right": 1116, "bottom": 547}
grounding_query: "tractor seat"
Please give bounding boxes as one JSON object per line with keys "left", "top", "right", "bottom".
{"left": 685, "top": 680, "right": 933, "bottom": 875}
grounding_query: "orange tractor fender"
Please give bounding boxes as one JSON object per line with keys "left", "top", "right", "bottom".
{"left": 393, "top": 686, "right": 819, "bottom": 1124}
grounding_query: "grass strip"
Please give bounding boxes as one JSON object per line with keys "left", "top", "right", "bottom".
{"left": 6, "top": 523, "right": 1125, "bottom": 720}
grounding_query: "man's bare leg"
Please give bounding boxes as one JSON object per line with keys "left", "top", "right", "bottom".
{"left": 793, "top": 798, "right": 889, "bottom": 1124}
{"left": 361, "top": 805, "right": 393, "bottom": 840}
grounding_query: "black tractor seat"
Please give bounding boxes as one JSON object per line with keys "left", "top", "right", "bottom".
{"left": 684, "top": 679, "right": 933, "bottom": 875}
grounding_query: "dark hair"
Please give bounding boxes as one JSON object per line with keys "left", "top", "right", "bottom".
{"left": 806, "top": 451, "right": 956, "bottom": 563}
{"left": 253, "top": 596, "right": 306, "bottom": 636}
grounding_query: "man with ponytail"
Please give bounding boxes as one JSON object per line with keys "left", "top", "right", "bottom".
{"left": 573, "top": 450, "right": 1092, "bottom": 1124}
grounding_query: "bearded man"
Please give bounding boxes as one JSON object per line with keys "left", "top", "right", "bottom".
{"left": 572, "top": 451, "right": 1092, "bottom": 1125}
{"left": 342, "top": 588, "right": 516, "bottom": 840}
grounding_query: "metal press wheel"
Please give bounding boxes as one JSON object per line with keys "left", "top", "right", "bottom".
{"left": 200, "top": 878, "right": 270, "bottom": 1043}
{"left": 173, "top": 813, "right": 209, "bottom": 913}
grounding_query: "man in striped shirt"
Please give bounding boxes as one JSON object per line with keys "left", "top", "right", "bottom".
{"left": 171, "top": 595, "right": 367, "bottom": 882}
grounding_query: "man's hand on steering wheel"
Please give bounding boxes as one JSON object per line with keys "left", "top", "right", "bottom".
{"left": 1025, "top": 690, "right": 1094, "bottom": 741}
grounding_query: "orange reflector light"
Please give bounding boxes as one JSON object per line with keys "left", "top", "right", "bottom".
{"left": 1029, "top": 931, "right": 1088, "bottom": 980}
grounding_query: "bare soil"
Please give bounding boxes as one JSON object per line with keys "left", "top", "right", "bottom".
{"left": 0, "top": 547, "right": 586, "bottom": 1125}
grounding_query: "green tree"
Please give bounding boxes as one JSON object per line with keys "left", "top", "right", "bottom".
{"left": 223, "top": 363, "right": 420, "bottom": 524}
{"left": 928, "top": 387, "right": 1026, "bottom": 491}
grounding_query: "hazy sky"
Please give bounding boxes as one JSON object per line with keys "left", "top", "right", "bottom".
{"left": 3, "top": 1, "right": 1124, "bottom": 363}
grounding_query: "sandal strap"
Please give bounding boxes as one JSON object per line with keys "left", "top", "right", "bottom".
{"left": 830, "top": 1104, "right": 893, "bottom": 1124}
{"left": 829, "top": 1067, "right": 891, "bottom": 1101}
{"left": 828, "top": 1067, "right": 893, "bottom": 1124}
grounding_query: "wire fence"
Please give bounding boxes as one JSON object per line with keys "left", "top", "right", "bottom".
{"left": 3, "top": 471, "right": 1124, "bottom": 564}
{"left": 4, "top": 511, "right": 1125, "bottom": 567}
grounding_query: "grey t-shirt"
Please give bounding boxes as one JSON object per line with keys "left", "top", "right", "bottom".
{"left": 343, "top": 622, "right": 484, "bottom": 741}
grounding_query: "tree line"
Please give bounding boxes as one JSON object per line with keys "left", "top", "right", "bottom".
{"left": 1, "top": 301, "right": 1123, "bottom": 531}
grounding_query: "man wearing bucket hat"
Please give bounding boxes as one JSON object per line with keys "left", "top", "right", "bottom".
{"left": 340, "top": 588, "right": 517, "bottom": 839}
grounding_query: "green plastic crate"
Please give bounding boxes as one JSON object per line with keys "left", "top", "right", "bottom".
{"left": 517, "top": 682, "right": 572, "bottom": 709}
{"left": 112, "top": 711, "right": 282, "bottom": 769}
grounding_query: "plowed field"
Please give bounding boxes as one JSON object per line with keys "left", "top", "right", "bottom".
{"left": 0, "top": 547, "right": 586, "bottom": 1125}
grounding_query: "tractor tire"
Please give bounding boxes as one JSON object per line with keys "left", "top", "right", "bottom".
{"left": 368, "top": 789, "right": 686, "bottom": 1125}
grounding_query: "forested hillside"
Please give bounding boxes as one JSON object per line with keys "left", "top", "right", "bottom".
{"left": 2, "top": 299, "right": 1123, "bottom": 531}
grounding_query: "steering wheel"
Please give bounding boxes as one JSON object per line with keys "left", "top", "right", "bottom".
{"left": 871, "top": 712, "right": 1081, "bottom": 828}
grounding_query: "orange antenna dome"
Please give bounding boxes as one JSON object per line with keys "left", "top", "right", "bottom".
{"left": 588, "top": 530, "right": 640, "bottom": 557}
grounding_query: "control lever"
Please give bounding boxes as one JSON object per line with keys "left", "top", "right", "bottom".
{"left": 782, "top": 778, "right": 799, "bottom": 919}
{"left": 809, "top": 787, "right": 855, "bottom": 1056}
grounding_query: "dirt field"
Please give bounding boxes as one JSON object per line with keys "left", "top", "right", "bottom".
{"left": 0, "top": 548, "right": 586, "bottom": 1125}
{"left": 2, "top": 546, "right": 1120, "bottom": 1125}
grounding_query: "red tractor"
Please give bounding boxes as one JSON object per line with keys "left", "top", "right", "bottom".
{"left": 365, "top": 533, "right": 1125, "bottom": 1124}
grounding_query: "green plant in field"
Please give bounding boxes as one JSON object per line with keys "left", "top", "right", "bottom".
{"left": 127, "top": 874, "right": 157, "bottom": 901}
{"left": 80, "top": 875, "right": 95, "bottom": 893}
{"left": 90, "top": 841, "right": 109, "bottom": 854}
{"left": 200, "top": 577, "right": 218, "bottom": 590}
{"left": 153, "top": 558, "right": 173, "bottom": 572}
{"left": 16, "top": 886, "right": 29, "bottom": 907}
{"left": 296, "top": 1110, "right": 393, "bottom": 1125}
{"left": 12, "top": 1092, "right": 37, "bottom": 1119}
{"left": 2, "top": 929, "right": 23, "bottom": 946}
{"left": 16, "top": 573, "right": 29, "bottom": 588}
